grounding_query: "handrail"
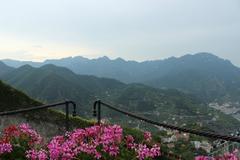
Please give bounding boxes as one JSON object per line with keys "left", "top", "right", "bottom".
{"left": 93, "top": 100, "right": 240, "bottom": 143}
{"left": 0, "top": 100, "right": 77, "bottom": 131}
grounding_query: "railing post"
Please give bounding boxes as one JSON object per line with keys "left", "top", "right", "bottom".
{"left": 93, "top": 101, "right": 97, "bottom": 117}
{"left": 65, "top": 102, "right": 69, "bottom": 131}
{"left": 72, "top": 102, "right": 77, "bottom": 117}
{"left": 97, "top": 100, "right": 101, "bottom": 125}
{"left": 93, "top": 100, "right": 101, "bottom": 125}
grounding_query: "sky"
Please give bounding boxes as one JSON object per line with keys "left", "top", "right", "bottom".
{"left": 0, "top": 0, "right": 239, "bottom": 65}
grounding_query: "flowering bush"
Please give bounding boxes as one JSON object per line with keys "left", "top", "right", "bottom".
{"left": 0, "top": 123, "right": 161, "bottom": 160}
{"left": 0, "top": 123, "right": 43, "bottom": 159}
{"left": 195, "top": 149, "right": 239, "bottom": 160}
{"left": 0, "top": 143, "right": 12, "bottom": 154}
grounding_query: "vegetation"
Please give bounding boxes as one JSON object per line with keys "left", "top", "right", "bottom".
{"left": 0, "top": 80, "right": 41, "bottom": 111}
{"left": 0, "top": 123, "right": 239, "bottom": 160}
{"left": 0, "top": 123, "right": 161, "bottom": 160}
{"left": 0, "top": 62, "right": 239, "bottom": 134}
{"left": 0, "top": 80, "right": 239, "bottom": 159}
{"left": 0, "top": 81, "right": 163, "bottom": 159}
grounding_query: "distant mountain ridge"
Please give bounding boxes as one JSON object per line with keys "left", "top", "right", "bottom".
{"left": 2, "top": 52, "right": 240, "bottom": 102}
{"left": 145, "top": 53, "right": 240, "bottom": 102}
{"left": 0, "top": 61, "right": 14, "bottom": 76}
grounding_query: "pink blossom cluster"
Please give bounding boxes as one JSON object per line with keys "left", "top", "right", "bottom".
{"left": 125, "top": 132, "right": 161, "bottom": 160}
{"left": 144, "top": 131, "right": 152, "bottom": 142}
{"left": 195, "top": 149, "right": 239, "bottom": 160}
{"left": 48, "top": 126, "right": 160, "bottom": 160}
{"left": 135, "top": 144, "right": 161, "bottom": 160}
{"left": 1, "top": 123, "right": 42, "bottom": 146}
{"left": 0, "top": 142, "right": 12, "bottom": 154}
{"left": 26, "top": 149, "right": 48, "bottom": 160}
{"left": 46, "top": 124, "right": 123, "bottom": 159}
{"left": 19, "top": 123, "right": 43, "bottom": 145}
{"left": 0, "top": 123, "right": 162, "bottom": 160}
{"left": 126, "top": 135, "right": 135, "bottom": 149}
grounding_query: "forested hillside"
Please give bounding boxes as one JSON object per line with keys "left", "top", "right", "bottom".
{"left": 0, "top": 63, "right": 239, "bottom": 133}
{"left": 4, "top": 53, "right": 240, "bottom": 103}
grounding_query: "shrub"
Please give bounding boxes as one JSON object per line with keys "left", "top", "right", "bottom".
{"left": 0, "top": 123, "right": 160, "bottom": 160}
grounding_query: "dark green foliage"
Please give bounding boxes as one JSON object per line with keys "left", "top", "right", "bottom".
{"left": 0, "top": 80, "right": 41, "bottom": 111}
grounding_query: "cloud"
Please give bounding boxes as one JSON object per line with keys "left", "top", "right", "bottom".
{"left": 0, "top": 0, "right": 239, "bottom": 65}
{"left": 31, "top": 45, "right": 43, "bottom": 49}
{"left": 0, "top": 50, "right": 31, "bottom": 60}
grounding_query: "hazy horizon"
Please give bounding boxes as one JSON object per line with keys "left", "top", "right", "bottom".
{"left": 0, "top": 0, "right": 239, "bottom": 65}
{"left": 2, "top": 52, "right": 240, "bottom": 68}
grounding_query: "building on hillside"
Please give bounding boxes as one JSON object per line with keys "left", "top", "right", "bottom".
{"left": 192, "top": 141, "right": 213, "bottom": 153}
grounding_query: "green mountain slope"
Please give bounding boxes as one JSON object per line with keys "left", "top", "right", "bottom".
{"left": 103, "top": 84, "right": 240, "bottom": 133}
{"left": 4, "top": 64, "right": 124, "bottom": 98}
{"left": 0, "top": 61, "right": 14, "bottom": 77}
{"left": 0, "top": 64, "right": 239, "bottom": 133}
{"left": 3, "top": 53, "right": 240, "bottom": 103}
{"left": 0, "top": 64, "right": 125, "bottom": 114}
{"left": 0, "top": 79, "right": 97, "bottom": 144}
{"left": 146, "top": 53, "right": 240, "bottom": 102}
{"left": 0, "top": 80, "right": 40, "bottom": 111}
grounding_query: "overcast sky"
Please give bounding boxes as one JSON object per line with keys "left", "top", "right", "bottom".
{"left": 0, "top": 0, "right": 239, "bottom": 65}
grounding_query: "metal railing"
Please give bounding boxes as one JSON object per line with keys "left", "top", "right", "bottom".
{"left": 93, "top": 100, "right": 240, "bottom": 143}
{"left": 0, "top": 100, "right": 77, "bottom": 131}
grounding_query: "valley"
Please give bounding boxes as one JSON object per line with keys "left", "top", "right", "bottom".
{"left": 0, "top": 54, "right": 240, "bottom": 134}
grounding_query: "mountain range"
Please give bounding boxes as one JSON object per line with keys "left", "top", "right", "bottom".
{"left": 0, "top": 61, "right": 239, "bottom": 133}
{"left": 3, "top": 52, "right": 240, "bottom": 103}
{"left": 0, "top": 64, "right": 125, "bottom": 114}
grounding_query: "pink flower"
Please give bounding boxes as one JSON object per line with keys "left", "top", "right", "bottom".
{"left": 38, "top": 150, "right": 48, "bottom": 160}
{"left": 47, "top": 136, "right": 64, "bottom": 159}
{"left": 26, "top": 149, "right": 47, "bottom": 160}
{"left": 19, "top": 123, "right": 43, "bottom": 145}
{"left": 126, "top": 135, "right": 135, "bottom": 149}
{"left": 135, "top": 144, "right": 160, "bottom": 160}
{"left": 1, "top": 123, "right": 162, "bottom": 160}
{"left": 0, "top": 143, "right": 12, "bottom": 154}
{"left": 196, "top": 150, "right": 240, "bottom": 160}
{"left": 144, "top": 131, "right": 152, "bottom": 142}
